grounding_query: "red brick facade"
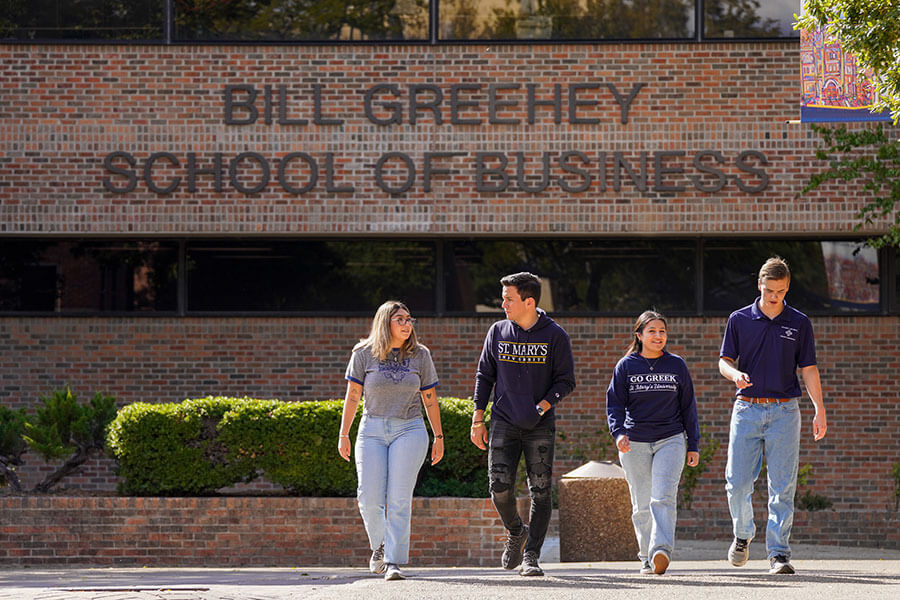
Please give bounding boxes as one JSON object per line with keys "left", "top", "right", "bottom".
{"left": 2, "top": 41, "right": 900, "bottom": 548}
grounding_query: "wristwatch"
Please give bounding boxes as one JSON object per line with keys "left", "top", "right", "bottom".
{"left": 535, "top": 404, "right": 545, "bottom": 416}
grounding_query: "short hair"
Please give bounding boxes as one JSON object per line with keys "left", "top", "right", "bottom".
{"left": 758, "top": 256, "right": 790, "bottom": 282}
{"left": 500, "top": 272, "right": 542, "bottom": 305}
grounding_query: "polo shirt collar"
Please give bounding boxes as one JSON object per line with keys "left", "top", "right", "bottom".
{"left": 750, "top": 298, "right": 789, "bottom": 322}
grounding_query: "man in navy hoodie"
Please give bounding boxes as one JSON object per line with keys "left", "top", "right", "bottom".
{"left": 470, "top": 272, "right": 576, "bottom": 577}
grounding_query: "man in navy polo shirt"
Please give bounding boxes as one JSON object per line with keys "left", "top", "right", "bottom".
{"left": 718, "top": 257, "right": 827, "bottom": 575}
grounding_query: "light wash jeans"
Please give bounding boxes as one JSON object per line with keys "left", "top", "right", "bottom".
{"left": 619, "top": 432, "right": 686, "bottom": 562}
{"left": 725, "top": 398, "right": 801, "bottom": 560}
{"left": 355, "top": 415, "right": 428, "bottom": 565}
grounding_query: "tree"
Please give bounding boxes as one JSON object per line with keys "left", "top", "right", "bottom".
{"left": 802, "top": 123, "right": 900, "bottom": 249}
{"left": 23, "top": 388, "right": 118, "bottom": 493}
{"left": 0, "top": 407, "right": 27, "bottom": 492}
{"left": 796, "top": 0, "right": 900, "bottom": 123}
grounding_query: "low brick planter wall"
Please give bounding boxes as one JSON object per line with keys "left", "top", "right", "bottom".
{"left": 2, "top": 497, "right": 895, "bottom": 567}
{"left": 0, "top": 496, "right": 544, "bottom": 567}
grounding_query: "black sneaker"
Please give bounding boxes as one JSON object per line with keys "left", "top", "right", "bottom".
{"left": 369, "top": 543, "right": 386, "bottom": 574}
{"left": 520, "top": 551, "right": 544, "bottom": 577}
{"left": 728, "top": 537, "right": 751, "bottom": 567}
{"left": 501, "top": 524, "right": 529, "bottom": 570}
{"left": 769, "top": 555, "right": 795, "bottom": 574}
{"left": 639, "top": 560, "right": 653, "bottom": 574}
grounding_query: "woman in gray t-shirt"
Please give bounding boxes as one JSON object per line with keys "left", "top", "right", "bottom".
{"left": 337, "top": 300, "right": 444, "bottom": 581}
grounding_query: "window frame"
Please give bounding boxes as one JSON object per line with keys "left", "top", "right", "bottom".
{"left": 1, "top": 235, "right": 895, "bottom": 318}
{"left": 0, "top": 0, "right": 801, "bottom": 45}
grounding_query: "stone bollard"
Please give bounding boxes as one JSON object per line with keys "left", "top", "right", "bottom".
{"left": 559, "top": 460, "right": 637, "bottom": 562}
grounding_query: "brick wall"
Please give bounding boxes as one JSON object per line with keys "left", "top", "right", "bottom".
{"left": 1, "top": 496, "right": 896, "bottom": 567}
{"left": 0, "top": 496, "right": 518, "bottom": 567}
{"left": 0, "top": 42, "right": 889, "bottom": 235}
{"left": 3, "top": 314, "right": 900, "bottom": 522}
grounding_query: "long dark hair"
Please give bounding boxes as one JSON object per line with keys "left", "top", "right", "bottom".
{"left": 625, "top": 310, "right": 667, "bottom": 356}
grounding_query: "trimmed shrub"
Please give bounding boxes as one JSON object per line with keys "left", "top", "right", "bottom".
{"left": 415, "top": 397, "right": 490, "bottom": 498}
{"left": 219, "top": 399, "right": 360, "bottom": 496}
{"left": 106, "top": 397, "right": 257, "bottom": 495}
{"left": 106, "top": 396, "right": 488, "bottom": 497}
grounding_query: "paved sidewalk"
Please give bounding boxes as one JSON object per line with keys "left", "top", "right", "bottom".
{"left": 2, "top": 542, "right": 899, "bottom": 600}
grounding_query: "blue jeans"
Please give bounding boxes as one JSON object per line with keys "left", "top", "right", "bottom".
{"left": 488, "top": 419, "right": 555, "bottom": 555}
{"left": 619, "top": 432, "right": 686, "bottom": 562}
{"left": 355, "top": 415, "right": 428, "bottom": 565}
{"left": 725, "top": 398, "right": 801, "bottom": 560}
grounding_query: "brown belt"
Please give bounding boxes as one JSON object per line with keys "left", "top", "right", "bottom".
{"left": 737, "top": 396, "right": 792, "bottom": 404}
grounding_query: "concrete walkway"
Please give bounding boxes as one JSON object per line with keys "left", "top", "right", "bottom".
{"left": 2, "top": 541, "right": 899, "bottom": 600}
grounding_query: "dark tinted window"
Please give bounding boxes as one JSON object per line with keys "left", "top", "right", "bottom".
{"left": 704, "top": 0, "right": 798, "bottom": 39}
{"left": 0, "top": 240, "right": 178, "bottom": 312}
{"left": 445, "top": 239, "right": 696, "bottom": 314}
{"left": 186, "top": 240, "right": 435, "bottom": 312}
{"left": 440, "top": 0, "right": 694, "bottom": 41}
{"left": 703, "top": 240, "right": 880, "bottom": 314}
{"left": 0, "top": 0, "right": 163, "bottom": 40}
{"left": 174, "top": 0, "right": 428, "bottom": 41}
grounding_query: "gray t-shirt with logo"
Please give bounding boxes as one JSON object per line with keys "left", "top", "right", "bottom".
{"left": 345, "top": 344, "right": 439, "bottom": 420}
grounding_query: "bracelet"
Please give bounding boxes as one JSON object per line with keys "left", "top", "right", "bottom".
{"left": 471, "top": 422, "right": 484, "bottom": 428}
{"left": 434, "top": 434, "right": 444, "bottom": 439}
{"left": 339, "top": 434, "right": 350, "bottom": 438}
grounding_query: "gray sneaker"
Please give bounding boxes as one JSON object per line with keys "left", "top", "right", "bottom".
{"left": 728, "top": 537, "right": 751, "bottom": 567}
{"left": 369, "top": 543, "right": 386, "bottom": 574}
{"left": 769, "top": 555, "right": 795, "bottom": 574}
{"left": 384, "top": 563, "right": 406, "bottom": 580}
{"left": 501, "top": 524, "right": 529, "bottom": 570}
{"left": 639, "top": 560, "right": 653, "bottom": 574}
{"left": 520, "top": 551, "right": 544, "bottom": 576}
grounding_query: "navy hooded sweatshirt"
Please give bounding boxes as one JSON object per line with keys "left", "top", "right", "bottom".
{"left": 473, "top": 309, "right": 576, "bottom": 429}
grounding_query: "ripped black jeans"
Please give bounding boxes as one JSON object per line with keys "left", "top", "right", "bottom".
{"left": 488, "top": 419, "right": 555, "bottom": 555}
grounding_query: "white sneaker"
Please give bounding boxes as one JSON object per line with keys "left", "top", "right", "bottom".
{"left": 769, "top": 555, "right": 795, "bottom": 574}
{"left": 369, "top": 544, "right": 386, "bottom": 574}
{"left": 728, "top": 537, "right": 751, "bottom": 567}
{"left": 384, "top": 563, "right": 406, "bottom": 581}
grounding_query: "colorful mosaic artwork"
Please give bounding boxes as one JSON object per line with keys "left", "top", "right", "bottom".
{"left": 800, "top": 25, "right": 891, "bottom": 122}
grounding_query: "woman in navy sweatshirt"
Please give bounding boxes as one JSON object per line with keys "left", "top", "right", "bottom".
{"left": 606, "top": 310, "right": 700, "bottom": 575}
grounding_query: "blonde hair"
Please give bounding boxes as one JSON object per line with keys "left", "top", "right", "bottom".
{"left": 759, "top": 256, "right": 790, "bottom": 282}
{"left": 354, "top": 300, "right": 420, "bottom": 361}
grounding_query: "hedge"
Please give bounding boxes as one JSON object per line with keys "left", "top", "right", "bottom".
{"left": 106, "top": 396, "right": 490, "bottom": 497}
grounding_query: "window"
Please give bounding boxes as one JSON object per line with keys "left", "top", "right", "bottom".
{"left": 439, "top": 0, "right": 695, "bottom": 41}
{"left": 1, "top": 1, "right": 799, "bottom": 43}
{"left": 1, "top": 237, "right": 886, "bottom": 316}
{"left": 445, "top": 239, "right": 696, "bottom": 314}
{"left": 186, "top": 240, "right": 436, "bottom": 312}
{"left": 704, "top": 0, "right": 798, "bottom": 39}
{"left": 0, "top": 0, "right": 163, "bottom": 41}
{"left": 702, "top": 240, "right": 880, "bottom": 314}
{"left": 0, "top": 240, "right": 178, "bottom": 312}
{"left": 174, "top": 0, "right": 428, "bottom": 42}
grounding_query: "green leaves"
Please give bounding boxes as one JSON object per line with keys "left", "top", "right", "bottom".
{"left": 802, "top": 123, "right": 900, "bottom": 249}
{"left": 797, "top": 0, "right": 900, "bottom": 123}
{"left": 106, "top": 396, "right": 489, "bottom": 497}
{"left": 23, "top": 388, "right": 117, "bottom": 461}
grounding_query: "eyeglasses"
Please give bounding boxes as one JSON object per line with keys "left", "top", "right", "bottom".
{"left": 391, "top": 317, "right": 417, "bottom": 326}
